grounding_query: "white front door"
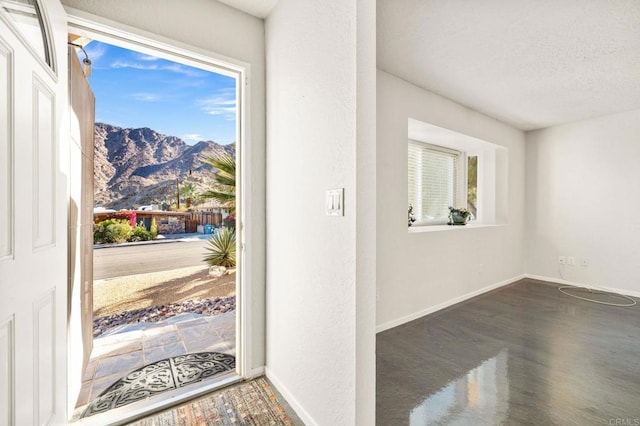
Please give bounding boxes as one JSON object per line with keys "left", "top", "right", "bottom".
{"left": 0, "top": 0, "right": 68, "bottom": 424}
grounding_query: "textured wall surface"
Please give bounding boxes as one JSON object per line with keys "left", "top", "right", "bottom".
{"left": 377, "top": 0, "right": 640, "bottom": 130}
{"left": 376, "top": 70, "right": 526, "bottom": 329}
{"left": 526, "top": 108, "right": 640, "bottom": 295}
{"left": 265, "top": 0, "right": 363, "bottom": 424}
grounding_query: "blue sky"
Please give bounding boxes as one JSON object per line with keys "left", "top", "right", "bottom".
{"left": 83, "top": 40, "right": 237, "bottom": 145}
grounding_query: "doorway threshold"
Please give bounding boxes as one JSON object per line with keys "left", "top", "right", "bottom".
{"left": 73, "top": 311, "right": 237, "bottom": 423}
{"left": 71, "top": 372, "right": 243, "bottom": 426}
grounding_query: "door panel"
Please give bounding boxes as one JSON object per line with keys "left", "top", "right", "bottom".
{"left": 0, "top": 317, "right": 14, "bottom": 425}
{"left": 0, "top": 0, "right": 68, "bottom": 424}
{"left": 32, "top": 76, "right": 56, "bottom": 249}
{"left": 33, "top": 288, "right": 55, "bottom": 424}
{"left": 0, "top": 40, "right": 11, "bottom": 260}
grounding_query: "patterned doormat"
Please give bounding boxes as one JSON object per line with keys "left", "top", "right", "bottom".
{"left": 130, "top": 377, "right": 298, "bottom": 426}
{"left": 83, "top": 352, "right": 235, "bottom": 418}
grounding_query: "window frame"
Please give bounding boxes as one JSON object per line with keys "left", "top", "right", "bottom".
{"left": 0, "top": 0, "right": 55, "bottom": 72}
{"left": 466, "top": 154, "right": 478, "bottom": 220}
{"left": 408, "top": 139, "right": 468, "bottom": 227}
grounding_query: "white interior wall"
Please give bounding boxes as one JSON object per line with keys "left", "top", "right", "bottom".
{"left": 265, "top": 0, "right": 376, "bottom": 424}
{"left": 60, "top": 0, "right": 267, "bottom": 371}
{"left": 525, "top": 108, "right": 640, "bottom": 296}
{"left": 376, "top": 70, "right": 526, "bottom": 330}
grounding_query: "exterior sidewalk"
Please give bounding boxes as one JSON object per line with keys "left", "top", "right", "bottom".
{"left": 94, "top": 232, "right": 212, "bottom": 249}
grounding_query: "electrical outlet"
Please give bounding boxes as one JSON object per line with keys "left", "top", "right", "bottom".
{"left": 568, "top": 256, "right": 576, "bottom": 266}
{"left": 558, "top": 256, "right": 566, "bottom": 265}
{"left": 581, "top": 258, "right": 589, "bottom": 267}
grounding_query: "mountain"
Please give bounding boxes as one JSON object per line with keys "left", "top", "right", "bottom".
{"left": 94, "top": 123, "right": 235, "bottom": 210}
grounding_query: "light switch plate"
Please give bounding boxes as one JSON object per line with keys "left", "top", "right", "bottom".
{"left": 326, "top": 188, "right": 344, "bottom": 216}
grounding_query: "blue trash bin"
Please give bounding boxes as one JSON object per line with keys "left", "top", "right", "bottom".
{"left": 204, "top": 224, "right": 214, "bottom": 234}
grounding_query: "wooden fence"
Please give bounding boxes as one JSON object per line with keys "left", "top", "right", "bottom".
{"left": 186, "top": 211, "right": 223, "bottom": 232}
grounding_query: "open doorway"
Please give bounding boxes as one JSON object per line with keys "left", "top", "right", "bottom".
{"left": 68, "top": 32, "right": 245, "bottom": 421}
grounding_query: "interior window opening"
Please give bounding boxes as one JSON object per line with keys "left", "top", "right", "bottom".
{"left": 407, "top": 118, "right": 508, "bottom": 230}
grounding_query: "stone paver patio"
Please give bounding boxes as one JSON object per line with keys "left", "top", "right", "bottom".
{"left": 75, "top": 311, "right": 236, "bottom": 411}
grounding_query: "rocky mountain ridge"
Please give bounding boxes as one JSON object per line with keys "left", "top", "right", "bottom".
{"left": 94, "top": 122, "right": 234, "bottom": 210}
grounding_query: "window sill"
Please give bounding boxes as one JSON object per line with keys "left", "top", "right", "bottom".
{"left": 408, "top": 223, "right": 503, "bottom": 233}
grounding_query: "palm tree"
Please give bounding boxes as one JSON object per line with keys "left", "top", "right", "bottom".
{"left": 201, "top": 152, "right": 236, "bottom": 211}
{"left": 179, "top": 181, "right": 198, "bottom": 208}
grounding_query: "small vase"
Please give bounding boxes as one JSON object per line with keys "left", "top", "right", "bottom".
{"left": 450, "top": 212, "right": 468, "bottom": 226}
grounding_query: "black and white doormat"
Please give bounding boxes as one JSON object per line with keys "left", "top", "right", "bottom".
{"left": 83, "top": 352, "right": 235, "bottom": 418}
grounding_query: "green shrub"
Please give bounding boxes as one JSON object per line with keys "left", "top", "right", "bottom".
{"left": 93, "top": 219, "right": 132, "bottom": 244}
{"left": 204, "top": 228, "right": 236, "bottom": 267}
{"left": 104, "top": 221, "right": 132, "bottom": 244}
{"left": 94, "top": 219, "right": 124, "bottom": 244}
{"left": 129, "top": 221, "right": 153, "bottom": 242}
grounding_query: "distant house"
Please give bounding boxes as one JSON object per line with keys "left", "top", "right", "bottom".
{"left": 93, "top": 202, "right": 233, "bottom": 234}
{"left": 93, "top": 210, "right": 188, "bottom": 235}
{"left": 179, "top": 201, "right": 230, "bottom": 233}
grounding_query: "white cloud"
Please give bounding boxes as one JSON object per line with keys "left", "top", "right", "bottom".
{"left": 162, "top": 63, "right": 205, "bottom": 77}
{"left": 84, "top": 43, "right": 106, "bottom": 61}
{"left": 138, "top": 53, "right": 159, "bottom": 61}
{"left": 198, "top": 89, "right": 237, "bottom": 118}
{"left": 111, "top": 60, "right": 158, "bottom": 70}
{"left": 131, "top": 93, "right": 160, "bottom": 102}
{"left": 182, "top": 133, "right": 204, "bottom": 142}
{"left": 110, "top": 60, "right": 205, "bottom": 78}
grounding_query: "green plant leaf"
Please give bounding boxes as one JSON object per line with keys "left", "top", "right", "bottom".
{"left": 200, "top": 153, "right": 236, "bottom": 211}
{"left": 203, "top": 228, "right": 236, "bottom": 268}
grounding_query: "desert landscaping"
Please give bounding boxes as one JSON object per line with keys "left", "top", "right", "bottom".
{"left": 93, "top": 265, "right": 236, "bottom": 337}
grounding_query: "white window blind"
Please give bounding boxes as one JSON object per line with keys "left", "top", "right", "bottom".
{"left": 408, "top": 141, "right": 459, "bottom": 223}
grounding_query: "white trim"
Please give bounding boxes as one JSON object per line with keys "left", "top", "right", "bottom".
{"left": 265, "top": 368, "right": 318, "bottom": 426}
{"left": 409, "top": 139, "right": 460, "bottom": 156}
{"left": 64, "top": 6, "right": 256, "bottom": 417}
{"left": 0, "top": 2, "right": 57, "bottom": 80}
{"left": 237, "top": 64, "right": 252, "bottom": 380}
{"left": 409, "top": 223, "right": 502, "bottom": 233}
{"left": 74, "top": 374, "right": 243, "bottom": 426}
{"left": 524, "top": 274, "right": 640, "bottom": 299}
{"left": 64, "top": 7, "right": 247, "bottom": 78}
{"left": 0, "top": 37, "right": 15, "bottom": 262}
{"left": 376, "top": 274, "right": 526, "bottom": 333}
{"left": 0, "top": 315, "right": 15, "bottom": 426}
{"left": 246, "top": 366, "right": 265, "bottom": 378}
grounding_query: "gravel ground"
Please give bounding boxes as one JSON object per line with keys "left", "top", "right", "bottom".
{"left": 94, "top": 266, "right": 235, "bottom": 317}
{"left": 92, "top": 265, "right": 236, "bottom": 337}
{"left": 93, "top": 296, "right": 236, "bottom": 338}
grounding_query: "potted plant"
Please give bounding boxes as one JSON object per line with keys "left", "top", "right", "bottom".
{"left": 448, "top": 206, "right": 471, "bottom": 225}
{"left": 408, "top": 204, "right": 417, "bottom": 227}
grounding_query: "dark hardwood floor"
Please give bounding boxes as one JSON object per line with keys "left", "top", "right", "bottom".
{"left": 376, "top": 279, "right": 640, "bottom": 425}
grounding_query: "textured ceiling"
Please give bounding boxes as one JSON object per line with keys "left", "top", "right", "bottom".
{"left": 378, "top": 0, "right": 640, "bottom": 130}
{"left": 216, "top": 0, "right": 277, "bottom": 18}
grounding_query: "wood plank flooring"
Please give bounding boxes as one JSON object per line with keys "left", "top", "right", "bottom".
{"left": 376, "top": 279, "right": 640, "bottom": 425}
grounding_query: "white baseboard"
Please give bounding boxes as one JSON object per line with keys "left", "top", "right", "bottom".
{"left": 376, "top": 274, "right": 526, "bottom": 333}
{"left": 265, "top": 367, "right": 318, "bottom": 426}
{"left": 246, "top": 366, "right": 265, "bottom": 378}
{"left": 525, "top": 273, "right": 640, "bottom": 298}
